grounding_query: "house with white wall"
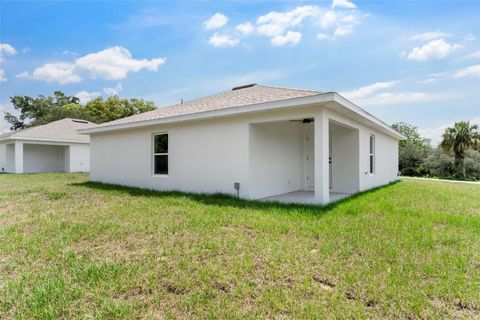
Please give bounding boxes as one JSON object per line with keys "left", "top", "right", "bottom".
{"left": 80, "top": 84, "right": 404, "bottom": 204}
{"left": 0, "top": 118, "right": 93, "bottom": 173}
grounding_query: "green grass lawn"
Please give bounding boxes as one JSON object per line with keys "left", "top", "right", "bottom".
{"left": 1, "top": 173, "right": 479, "bottom": 319}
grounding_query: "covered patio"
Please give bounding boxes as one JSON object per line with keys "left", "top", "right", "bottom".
{"left": 260, "top": 190, "right": 351, "bottom": 204}
{"left": 249, "top": 109, "right": 360, "bottom": 204}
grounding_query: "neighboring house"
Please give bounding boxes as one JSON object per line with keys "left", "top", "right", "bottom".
{"left": 80, "top": 84, "right": 404, "bottom": 204}
{"left": 0, "top": 118, "right": 94, "bottom": 173}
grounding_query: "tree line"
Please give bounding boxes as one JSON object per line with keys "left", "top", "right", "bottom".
{"left": 4, "top": 91, "right": 157, "bottom": 130}
{"left": 392, "top": 122, "right": 480, "bottom": 181}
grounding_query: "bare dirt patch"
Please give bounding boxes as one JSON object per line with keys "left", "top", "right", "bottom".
{"left": 312, "top": 274, "right": 335, "bottom": 290}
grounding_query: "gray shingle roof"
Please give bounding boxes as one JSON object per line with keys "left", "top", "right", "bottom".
{"left": 0, "top": 118, "right": 95, "bottom": 142}
{"left": 90, "top": 85, "right": 321, "bottom": 130}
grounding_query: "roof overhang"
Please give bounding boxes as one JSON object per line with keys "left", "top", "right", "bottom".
{"left": 79, "top": 92, "right": 405, "bottom": 140}
{"left": 0, "top": 136, "right": 90, "bottom": 144}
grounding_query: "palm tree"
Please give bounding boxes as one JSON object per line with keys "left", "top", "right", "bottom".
{"left": 440, "top": 121, "right": 480, "bottom": 178}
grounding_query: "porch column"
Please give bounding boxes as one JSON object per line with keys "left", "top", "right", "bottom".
{"left": 14, "top": 140, "right": 24, "bottom": 173}
{"left": 314, "top": 109, "right": 329, "bottom": 203}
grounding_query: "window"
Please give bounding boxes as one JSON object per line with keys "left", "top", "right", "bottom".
{"left": 153, "top": 133, "right": 168, "bottom": 175}
{"left": 369, "top": 134, "right": 375, "bottom": 174}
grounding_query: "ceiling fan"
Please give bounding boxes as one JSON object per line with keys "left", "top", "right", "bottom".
{"left": 289, "top": 118, "right": 314, "bottom": 123}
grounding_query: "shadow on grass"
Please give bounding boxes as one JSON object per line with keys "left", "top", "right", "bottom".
{"left": 70, "top": 180, "right": 400, "bottom": 214}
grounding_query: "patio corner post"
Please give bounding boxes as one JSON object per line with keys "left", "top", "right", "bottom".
{"left": 14, "top": 140, "right": 24, "bottom": 174}
{"left": 314, "top": 108, "right": 330, "bottom": 204}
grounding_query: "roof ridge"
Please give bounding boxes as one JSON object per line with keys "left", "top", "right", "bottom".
{"left": 256, "top": 84, "right": 321, "bottom": 94}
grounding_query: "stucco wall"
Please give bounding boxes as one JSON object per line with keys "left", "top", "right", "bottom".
{"left": 358, "top": 127, "right": 399, "bottom": 191}
{"left": 5, "top": 143, "right": 15, "bottom": 173}
{"left": 249, "top": 121, "right": 304, "bottom": 199}
{"left": 69, "top": 143, "right": 90, "bottom": 172}
{"left": 90, "top": 118, "right": 251, "bottom": 197}
{"left": 89, "top": 105, "right": 400, "bottom": 201}
{"left": 330, "top": 123, "right": 360, "bottom": 194}
{"left": 0, "top": 143, "right": 6, "bottom": 173}
{"left": 23, "top": 144, "right": 65, "bottom": 173}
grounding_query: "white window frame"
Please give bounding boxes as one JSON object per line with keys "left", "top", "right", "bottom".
{"left": 369, "top": 134, "right": 375, "bottom": 174}
{"left": 152, "top": 132, "right": 169, "bottom": 177}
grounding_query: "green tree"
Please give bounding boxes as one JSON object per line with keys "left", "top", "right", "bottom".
{"left": 423, "top": 148, "right": 455, "bottom": 178}
{"left": 392, "top": 122, "right": 432, "bottom": 176}
{"left": 5, "top": 91, "right": 80, "bottom": 130}
{"left": 4, "top": 92, "right": 157, "bottom": 130}
{"left": 464, "top": 149, "right": 480, "bottom": 180}
{"left": 83, "top": 96, "right": 156, "bottom": 123}
{"left": 440, "top": 121, "right": 480, "bottom": 178}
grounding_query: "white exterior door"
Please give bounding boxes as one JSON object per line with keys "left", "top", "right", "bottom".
{"left": 305, "top": 123, "right": 314, "bottom": 188}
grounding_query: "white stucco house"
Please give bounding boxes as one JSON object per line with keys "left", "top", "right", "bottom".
{"left": 80, "top": 84, "right": 404, "bottom": 204}
{"left": 0, "top": 118, "right": 93, "bottom": 173}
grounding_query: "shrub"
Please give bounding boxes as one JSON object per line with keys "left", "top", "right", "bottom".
{"left": 423, "top": 148, "right": 455, "bottom": 177}
{"left": 465, "top": 149, "right": 480, "bottom": 180}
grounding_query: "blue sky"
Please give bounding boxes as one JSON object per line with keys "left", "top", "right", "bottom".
{"left": 0, "top": 0, "right": 479, "bottom": 145}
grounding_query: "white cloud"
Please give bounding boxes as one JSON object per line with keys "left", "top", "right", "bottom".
{"left": 316, "top": 33, "right": 331, "bottom": 41}
{"left": 341, "top": 14, "right": 358, "bottom": 23}
{"left": 103, "top": 83, "right": 123, "bottom": 95}
{"left": 466, "top": 50, "right": 480, "bottom": 59}
{"left": 15, "top": 71, "right": 30, "bottom": 78}
{"left": 340, "top": 80, "right": 461, "bottom": 107}
{"left": 256, "top": 6, "right": 320, "bottom": 37}
{"left": 23, "top": 46, "right": 165, "bottom": 83}
{"left": 76, "top": 91, "right": 101, "bottom": 104}
{"left": 0, "top": 43, "right": 16, "bottom": 63}
{"left": 332, "top": 0, "right": 357, "bottom": 9}
{"left": 407, "top": 38, "right": 461, "bottom": 61}
{"left": 353, "top": 91, "right": 460, "bottom": 107}
{"left": 333, "top": 26, "right": 353, "bottom": 38}
{"left": 317, "top": 10, "right": 361, "bottom": 40}
{"left": 75, "top": 46, "right": 165, "bottom": 80}
{"left": 204, "top": 13, "right": 228, "bottom": 30}
{"left": 270, "top": 31, "right": 302, "bottom": 46}
{"left": 61, "top": 50, "right": 78, "bottom": 56}
{"left": 464, "top": 34, "right": 476, "bottom": 42}
{"left": 32, "top": 62, "right": 82, "bottom": 84}
{"left": 208, "top": 33, "right": 239, "bottom": 47}
{"left": 340, "top": 80, "right": 400, "bottom": 100}
{"left": 206, "top": 4, "right": 362, "bottom": 48}
{"left": 0, "top": 69, "right": 6, "bottom": 82}
{"left": 318, "top": 11, "right": 338, "bottom": 28}
{"left": 418, "top": 78, "right": 436, "bottom": 84}
{"left": 419, "top": 116, "right": 480, "bottom": 146}
{"left": 235, "top": 22, "right": 254, "bottom": 35}
{"left": 453, "top": 64, "right": 480, "bottom": 77}
{"left": 76, "top": 83, "right": 123, "bottom": 104}
{"left": 409, "top": 31, "right": 450, "bottom": 41}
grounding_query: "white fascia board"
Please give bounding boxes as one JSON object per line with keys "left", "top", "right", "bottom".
{"left": 0, "top": 136, "right": 90, "bottom": 144}
{"left": 79, "top": 93, "right": 336, "bottom": 135}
